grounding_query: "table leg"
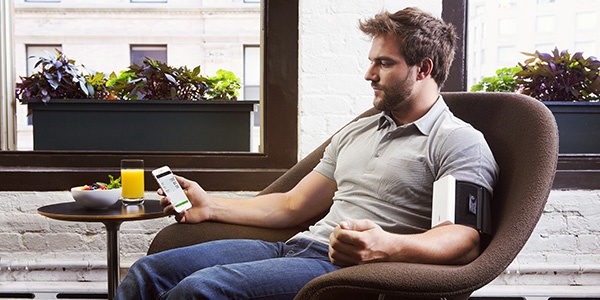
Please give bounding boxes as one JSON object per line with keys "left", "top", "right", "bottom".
{"left": 104, "top": 222, "right": 122, "bottom": 300}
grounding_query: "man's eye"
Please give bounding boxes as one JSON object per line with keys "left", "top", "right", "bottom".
{"left": 379, "top": 61, "right": 392, "bottom": 67}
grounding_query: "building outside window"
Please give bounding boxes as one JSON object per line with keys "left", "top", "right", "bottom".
{"left": 10, "top": 0, "right": 261, "bottom": 152}
{"left": 468, "top": 0, "right": 600, "bottom": 90}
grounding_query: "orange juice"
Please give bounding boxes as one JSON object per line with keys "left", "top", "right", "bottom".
{"left": 121, "top": 168, "right": 145, "bottom": 199}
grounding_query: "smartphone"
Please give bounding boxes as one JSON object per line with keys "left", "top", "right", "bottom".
{"left": 151, "top": 166, "right": 192, "bottom": 213}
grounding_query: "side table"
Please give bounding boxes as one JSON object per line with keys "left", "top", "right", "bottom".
{"left": 38, "top": 200, "right": 167, "bottom": 300}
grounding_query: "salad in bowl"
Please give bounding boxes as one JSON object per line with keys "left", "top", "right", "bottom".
{"left": 71, "top": 175, "right": 122, "bottom": 209}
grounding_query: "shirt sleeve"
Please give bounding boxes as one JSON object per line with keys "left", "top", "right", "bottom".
{"left": 314, "top": 141, "right": 337, "bottom": 181}
{"left": 436, "top": 126, "right": 499, "bottom": 195}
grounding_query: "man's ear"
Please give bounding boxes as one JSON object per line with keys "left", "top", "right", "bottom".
{"left": 416, "top": 58, "right": 434, "bottom": 80}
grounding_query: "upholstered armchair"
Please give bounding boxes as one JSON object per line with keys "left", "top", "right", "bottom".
{"left": 148, "top": 92, "right": 559, "bottom": 300}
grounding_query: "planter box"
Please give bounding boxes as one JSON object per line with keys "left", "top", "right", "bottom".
{"left": 544, "top": 101, "right": 600, "bottom": 154}
{"left": 22, "top": 99, "right": 258, "bottom": 151}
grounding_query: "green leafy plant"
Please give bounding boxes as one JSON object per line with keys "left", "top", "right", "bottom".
{"left": 205, "top": 69, "right": 241, "bottom": 100}
{"left": 515, "top": 48, "right": 600, "bottom": 102}
{"left": 16, "top": 50, "right": 242, "bottom": 102}
{"left": 84, "top": 174, "right": 121, "bottom": 190}
{"left": 15, "top": 50, "right": 109, "bottom": 103}
{"left": 107, "top": 59, "right": 209, "bottom": 101}
{"left": 471, "top": 67, "right": 520, "bottom": 93}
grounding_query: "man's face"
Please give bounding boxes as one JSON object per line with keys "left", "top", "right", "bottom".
{"left": 364, "top": 34, "right": 417, "bottom": 112}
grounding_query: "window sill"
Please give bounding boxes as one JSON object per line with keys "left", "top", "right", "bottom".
{"left": 553, "top": 154, "right": 600, "bottom": 190}
{"left": 2, "top": 154, "right": 597, "bottom": 192}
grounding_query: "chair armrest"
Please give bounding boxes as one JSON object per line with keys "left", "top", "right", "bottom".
{"left": 147, "top": 221, "right": 304, "bottom": 255}
{"left": 295, "top": 262, "right": 477, "bottom": 300}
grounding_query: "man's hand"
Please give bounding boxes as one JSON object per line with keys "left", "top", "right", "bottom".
{"left": 329, "top": 219, "right": 481, "bottom": 267}
{"left": 328, "top": 219, "right": 391, "bottom": 267}
{"left": 158, "top": 175, "right": 212, "bottom": 224}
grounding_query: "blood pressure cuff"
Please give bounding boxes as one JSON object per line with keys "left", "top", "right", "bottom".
{"left": 455, "top": 181, "right": 492, "bottom": 235}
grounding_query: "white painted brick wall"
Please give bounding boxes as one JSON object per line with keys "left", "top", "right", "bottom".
{"left": 0, "top": 190, "right": 598, "bottom": 289}
{"left": 298, "top": 0, "right": 441, "bottom": 157}
{"left": 0, "top": 191, "right": 256, "bottom": 283}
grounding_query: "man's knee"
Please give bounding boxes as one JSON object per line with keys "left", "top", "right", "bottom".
{"left": 166, "top": 273, "right": 220, "bottom": 299}
{"left": 165, "top": 265, "right": 247, "bottom": 299}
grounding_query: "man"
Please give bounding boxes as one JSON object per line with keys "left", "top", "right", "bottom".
{"left": 115, "top": 7, "right": 498, "bottom": 300}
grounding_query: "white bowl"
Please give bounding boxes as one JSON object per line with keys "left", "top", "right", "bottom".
{"left": 71, "top": 186, "right": 122, "bottom": 209}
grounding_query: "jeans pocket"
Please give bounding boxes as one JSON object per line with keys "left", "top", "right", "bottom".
{"left": 285, "top": 239, "right": 314, "bottom": 257}
{"left": 284, "top": 238, "right": 330, "bottom": 260}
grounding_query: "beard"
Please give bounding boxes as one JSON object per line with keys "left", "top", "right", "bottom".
{"left": 371, "top": 74, "right": 415, "bottom": 112}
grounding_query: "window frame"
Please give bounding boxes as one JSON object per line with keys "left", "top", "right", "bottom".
{"left": 0, "top": 0, "right": 298, "bottom": 191}
{"left": 4, "top": 0, "right": 597, "bottom": 191}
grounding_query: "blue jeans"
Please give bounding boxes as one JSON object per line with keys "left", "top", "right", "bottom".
{"left": 115, "top": 238, "right": 340, "bottom": 300}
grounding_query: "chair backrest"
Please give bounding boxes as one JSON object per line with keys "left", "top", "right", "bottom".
{"left": 260, "top": 92, "right": 559, "bottom": 285}
{"left": 443, "top": 92, "right": 558, "bottom": 285}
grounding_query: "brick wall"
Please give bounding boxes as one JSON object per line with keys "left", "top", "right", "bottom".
{"left": 0, "top": 190, "right": 598, "bottom": 290}
{"left": 297, "top": 0, "right": 438, "bottom": 157}
{"left": 0, "top": 191, "right": 255, "bottom": 283}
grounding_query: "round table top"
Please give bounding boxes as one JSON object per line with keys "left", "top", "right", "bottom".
{"left": 38, "top": 200, "right": 167, "bottom": 223}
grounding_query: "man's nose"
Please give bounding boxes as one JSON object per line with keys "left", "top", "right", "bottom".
{"left": 364, "top": 65, "right": 378, "bottom": 81}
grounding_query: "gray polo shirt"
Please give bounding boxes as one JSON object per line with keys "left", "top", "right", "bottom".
{"left": 298, "top": 96, "right": 498, "bottom": 245}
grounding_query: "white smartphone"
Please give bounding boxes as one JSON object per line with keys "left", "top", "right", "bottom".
{"left": 151, "top": 166, "right": 192, "bottom": 213}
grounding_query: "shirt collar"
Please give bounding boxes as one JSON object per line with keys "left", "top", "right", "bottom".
{"left": 377, "top": 95, "right": 447, "bottom": 135}
{"left": 377, "top": 112, "right": 396, "bottom": 130}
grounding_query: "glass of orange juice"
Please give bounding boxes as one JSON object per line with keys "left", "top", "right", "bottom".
{"left": 120, "top": 159, "right": 145, "bottom": 205}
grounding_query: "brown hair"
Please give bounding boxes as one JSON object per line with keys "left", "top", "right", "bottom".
{"left": 359, "top": 7, "right": 457, "bottom": 87}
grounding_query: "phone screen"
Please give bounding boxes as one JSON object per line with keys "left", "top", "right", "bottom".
{"left": 154, "top": 167, "right": 191, "bottom": 212}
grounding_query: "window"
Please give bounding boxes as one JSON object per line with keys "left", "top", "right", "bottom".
{"left": 130, "top": 45, "right": 167, "bottom": 65}
{"left": 19, "top": 45, "right": 62, "bottom": 148}
{"left": 498, "top": 18, "right": 517, "bottom": 36}
{"left": 26, "top": 45, "right": 61, "bottom": 74}
{"left": 0, "top": 0, "right": 299, "bottom": 191}
{"left": 534, "top": 43, "right": 554, "bottom": 53}
{"left": 244, "top": 45, "right": 261, "bottom": 130}
{"left": 131, "top": 0, "right": 167, "bottom": 3}
{"left": 536, "top": 15, "right": 555, "bottom": 33}
{"left": 575, "top": 41, "right": 596, "bottom": 56}
{"left": 497, "top": 46, "right": 517, "bottom": 66}
{"left": 243, "top": 45, "right": 260, "bottom": 101}
{"left": 467, "top": 0, "right": 600, "bottom": 189}
{"left": 498, "top": 0, "right": 517, "bottom": 9}
{"left": 473, "top": 4, "right": 485, "bottom": 18}
{"left": 13, "top": 3, "right": 259, "bottom": 152}
{"left": 576, "top": 12, "right": 597, "bottom": 31}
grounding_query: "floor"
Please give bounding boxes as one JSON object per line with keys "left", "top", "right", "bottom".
{"left": 0, "top": 282, "right": 599, "bottom": 299}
